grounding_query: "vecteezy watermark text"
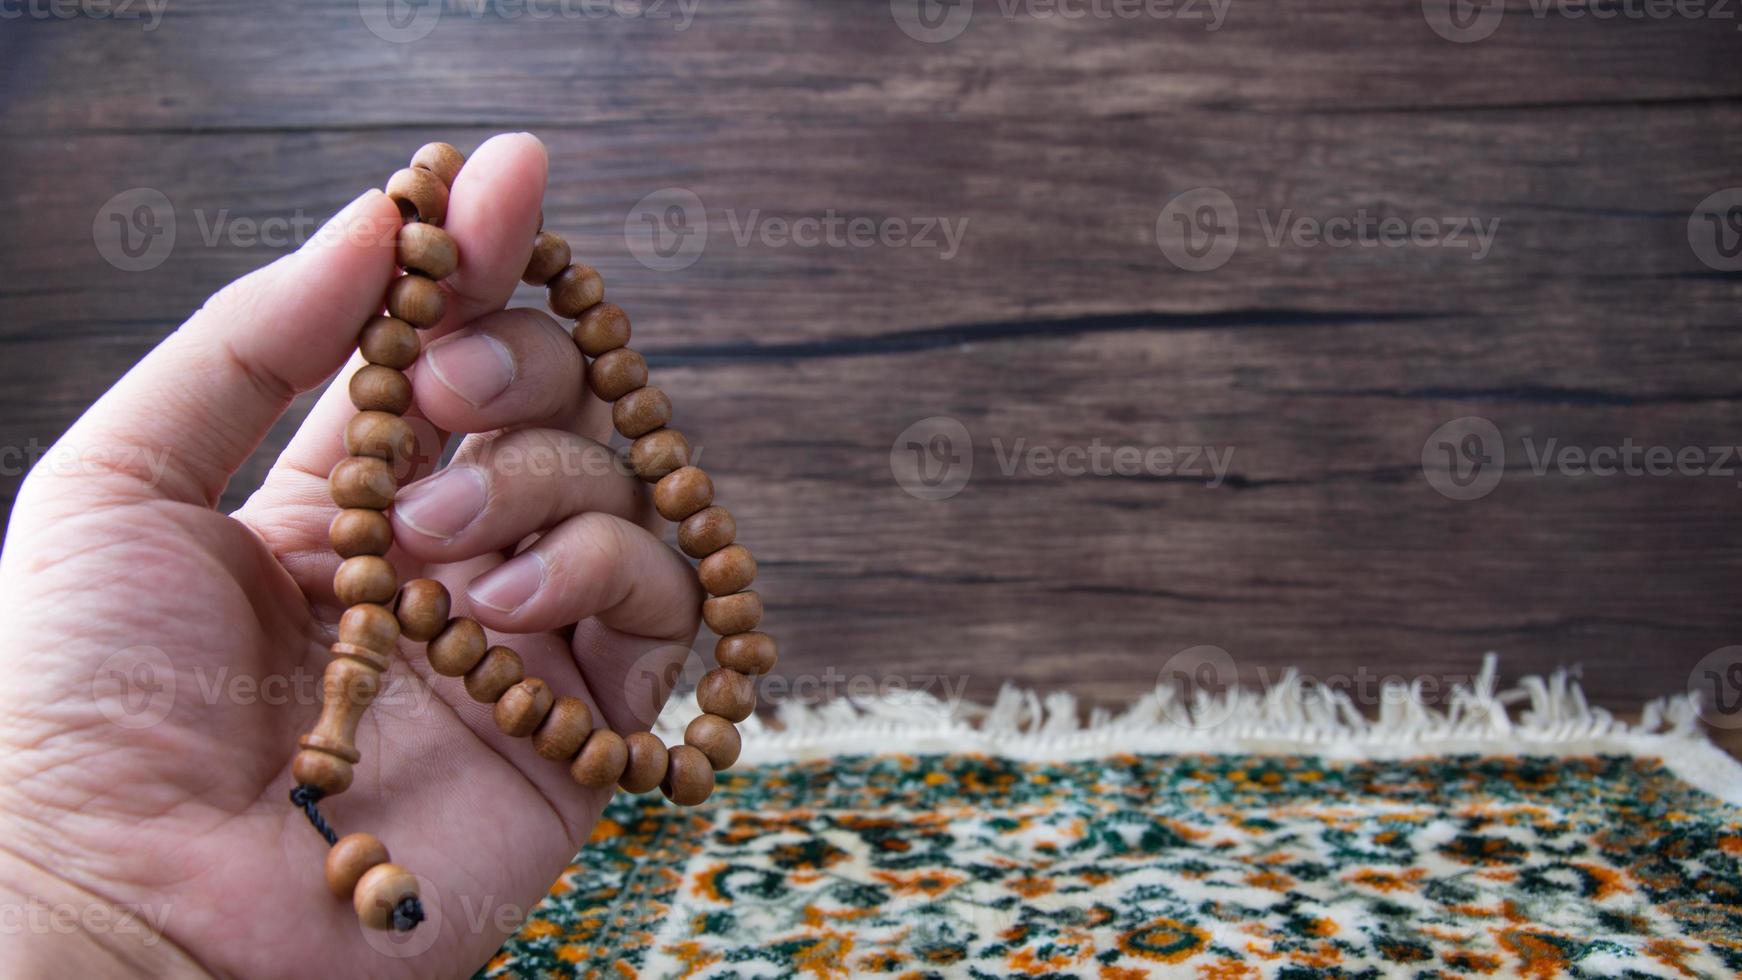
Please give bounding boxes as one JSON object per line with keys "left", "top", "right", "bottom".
{"left": 890, "top": 0, "right": 1229, "bottom": 44}
{"left": 1423, "top": 0, "right": 1742, "bottom": 44}
{"left": 0, "top": 0, "right": 167, "bottom": 28}
{"left": 624, "top": 187, "right": 970, "bottom": 272}
{"left": 360, "top": 0, "right": 701, "bottom": 43}
{"left": 991, "top": 437, "right": 1234, "bottom": 486}
{"left": 1156, "top": 188, "right": 1501, "bottom": 272}
{"left": 0, "top": 898, "right": 172, "bottom": 945}
{"left": 889, "top": 417, "right": 1235, "bottom": 501}
{"left": 1422, "top": 416, "right": 1742, "bottom": 501}
{"left": 723, "top": 210, "right": 969, "bottom": 261}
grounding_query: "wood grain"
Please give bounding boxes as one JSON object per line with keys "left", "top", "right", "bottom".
{"left": 1, "top": 1, "right": 1740, "bottom": 738}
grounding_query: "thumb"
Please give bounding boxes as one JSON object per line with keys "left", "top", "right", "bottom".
{"left": 36, "top": 188, "right": 403, "bottom": 509}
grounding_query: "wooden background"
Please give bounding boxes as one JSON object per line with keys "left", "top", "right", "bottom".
{"left": 2, "top": 0, "right": 1740, "bottom": 728}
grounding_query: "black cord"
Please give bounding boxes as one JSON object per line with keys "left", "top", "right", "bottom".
{"left": 290, "top": 784, "right": 424, "bottom": 932}
{"left": 391, "top": 896, "right": 426, "bottom": 932}
{"left": 289, "top": 784, "right": 339, "bottom": 847}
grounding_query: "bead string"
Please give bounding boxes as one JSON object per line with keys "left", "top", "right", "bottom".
{"left": 285, "top": 142, "right": 778, "bottom": 932}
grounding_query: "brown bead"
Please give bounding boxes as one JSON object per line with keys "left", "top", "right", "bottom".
{"left": 385, "top": 167, "right": 448, "bottom": 225}
{"left": 699, "top": 544, "right": 756, "bottom": 596}
{"left": 292, "top": 749, "right": 352, "bottom": 796}
{"left": 696, "top": 666, "right": 757, "bottom": 722}
{"left": 570, "top": 729, "right": 628, "bottom": 788}
{"left": 532, "top": 696, "right": 593, "bottom": 761}
{"left": 679, "top": 506, "right": 736, "bottom": 559}
{"left": 297, "top": 658, "right": 382, "bottom": 794}
{"left": 588, "top": 348, "right": 647, "bottom": 402}
{"left": 325, "top": 833, "right": 390, "bottom": 899}
{"left": 495, "top": 678, "right": 554, "bottom": 737}
{"left": 618, "top": 731, "right": 669, "bottom": 794}
{"left": 354, "top": 862, "right": 420, "bottom": 932}
{"left": 410, "top": 141, "right": 465, "bottom": 188}
{"left": 612, "top": 386, "right": 671, "bottom": 439}
{"left": 386, "top": 274, "right": 446, "bottom": 329}
{"left": 685, "top": 714, "right": 742, "bottom": 771}
{"left": 395, "top": 578, "right": 451, "bottom": 643}
{"left": 397, "top": 223, "right": 458, "bottom": 279}
{"left": 703, "top": 591, "right": 763, "bottom": 636}
{"left": 350, "top": 365, "right": 413, "bottom": 415}
{"left": 330, "top": 456, "right": 396, "bottom": 510}
{"left": 653, "top": 466, "right": 713, "bottom": 522}
{"left": 573, "top": 302, "right": 630, "bottom": 356}
{"left": 522, "top": 231, "right": 571, "bottom": 285}
{"left": 427, "top": 616, "right": 486, "bottom": 676}
{"left": 358, "top": 316, "right": 420, "bottom": 369}
{"left": 548, "top": 264, "right": 605, "bottom": 318}
{"left": 630, "top": 429, "right": 691, "bottom": 482}
{"left": 339, "top": 603, "right": 400, "bottom": 653}
{"left": 344, "top": 410, "right": 416, "bottom": 462}
{"left": 335, "top": 555, "right": 398, "bottom": 606}
{"left": 716, "top": 632, "right": 778, "bottom": 675}
{"left": 465, "top": 645, "right": 523, "bottom": 703}
{"left": 661, "top": 744, "right": 715, "bottom": 806}
{"left": 330, "top": 508, "right": 392, "bottom": 558}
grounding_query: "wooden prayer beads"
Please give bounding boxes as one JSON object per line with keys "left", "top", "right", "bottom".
{"left": 289, "top": 141, "right": 776, "bottom": 935}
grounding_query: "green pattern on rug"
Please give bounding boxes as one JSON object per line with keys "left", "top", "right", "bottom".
{"left": 478, "top": 753, "right": 1742, "bottom": 979}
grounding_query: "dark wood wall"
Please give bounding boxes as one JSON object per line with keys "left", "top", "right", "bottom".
{"left": 2, "top": 0, "right": 1740, "bottom": 717}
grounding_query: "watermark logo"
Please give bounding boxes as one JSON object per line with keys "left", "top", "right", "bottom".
{"left": 94, "top": 188, "right": 176, "bottom": 273}
{"left": 1421, "top": 0, "right": 1503, "bottom": 42}
{"left": 1156, "top": 645, "right": 1239, "bottom": 728}
{"left": 890, "top": 0, "right": 974, "bottom": 42}
{"left": 1156, "top": 187, "right": 1239, "bottom": 272}
{"left": 622, "top": 643, "right": 709, "bottom": 728}
{"left": 1690, "top": 646, "right": 1742, "bottom": 730}
{"left": 890, "top": 416, "right": 974, "bottom": 501}
{"left": 626, "top": 187, "right": 708, "bottom": 272}
{"left": 1422, "top": 417, "right": 1505, "bottom": 501}
{"left": 91, "top": 646, "right": 176, "bottom": 730}
{"left": 1689, "top": 188, "right": 1742, "bottom": 272}
{"left": 360, "top": 0, "right": 443, "bottom": 41}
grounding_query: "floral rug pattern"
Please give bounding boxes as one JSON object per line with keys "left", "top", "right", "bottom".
{"left": 479, "top": 753, "right": 1742, "bottom": 978}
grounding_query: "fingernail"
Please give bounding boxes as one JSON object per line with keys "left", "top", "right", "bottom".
{"left": 394, "top": 467, "right": 488, "bottom": 540}
{"left": 424, "top": 334, "right": 516, "bottom": 408}
{"left": 470, "top": 552, "right": 547, "bottom": 613}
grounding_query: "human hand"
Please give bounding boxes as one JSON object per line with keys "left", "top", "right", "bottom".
{"left": 0, "top": 133, "right": 701, "bottom": 978}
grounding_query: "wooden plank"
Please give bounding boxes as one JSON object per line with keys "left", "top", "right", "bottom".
{"left": 0, "top": 0, "right": 1739, "bottom": 735}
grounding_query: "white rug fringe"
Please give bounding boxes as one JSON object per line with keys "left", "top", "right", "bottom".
{"left": 654, "top": 654, "right": 1742, "bottom": 806}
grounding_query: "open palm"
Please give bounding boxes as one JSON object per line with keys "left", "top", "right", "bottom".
{"left": 0, "top": 134, "right": 700, "bottom": 979}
